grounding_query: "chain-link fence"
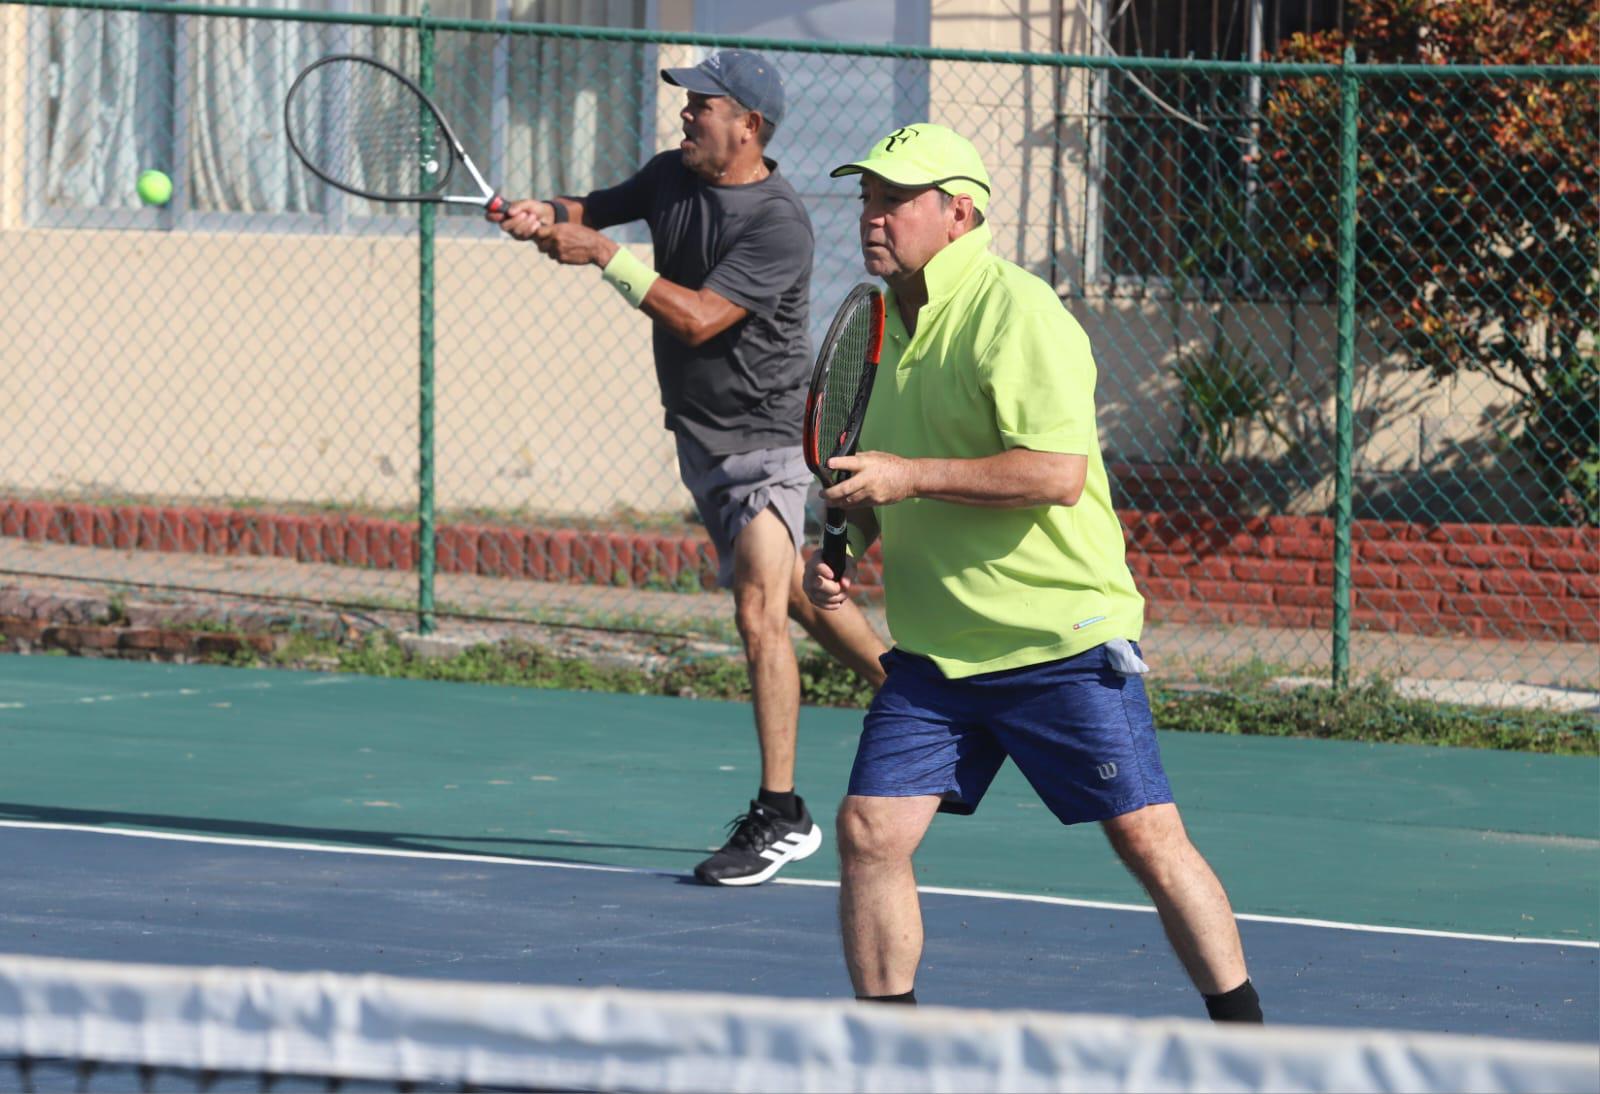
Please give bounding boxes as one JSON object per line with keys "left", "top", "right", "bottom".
{"left": 2, "top": 2, "right": 1595, "bottom": 693}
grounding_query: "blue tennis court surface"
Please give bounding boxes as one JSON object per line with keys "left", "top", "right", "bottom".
{"left": 1, "top": 824, "right": 1594, "bottom": 1043}
{"left": 0, "top": 656, "right": 1595, "bottom": 1047}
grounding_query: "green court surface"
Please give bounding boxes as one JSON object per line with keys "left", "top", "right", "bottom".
{"left": 2, "top": 656, "right": 1594, "bottom": 941}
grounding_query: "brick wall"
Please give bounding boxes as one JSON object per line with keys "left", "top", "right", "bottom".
{"left": 2, "top": 500, "right": 1594, "bottom": 642}
{"left": 1121, "top": 513, "right": 1597, "bottom": 643}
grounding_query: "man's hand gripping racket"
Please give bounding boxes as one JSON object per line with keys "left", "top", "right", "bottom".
{"left": 803, "top": 284, "right": 886, "bottom": 584}
{"left": 284, "top": 54, "right": 511, "bottom": 215}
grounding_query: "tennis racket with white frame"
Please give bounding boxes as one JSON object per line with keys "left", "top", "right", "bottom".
{"left": 284, "top": 53, "right": 510, "bottom": 213}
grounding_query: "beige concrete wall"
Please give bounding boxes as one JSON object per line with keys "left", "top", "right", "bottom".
{"left": 651, "top": 0, "right": 697, "bottom": 151}
{"left": 653, "top": 42, "right": 697, "bottom": 153}
{"left": 927, "top": 0, "right": 1083, "bottom": 276}
{"left": 1, "top": 225, "right": 682, "bottom": 519}
{"left": 1074, "top": 293, "right": 1528, "bottom": 514}
{"left": 1, "top": 5, "right": 26, "bottom": 229}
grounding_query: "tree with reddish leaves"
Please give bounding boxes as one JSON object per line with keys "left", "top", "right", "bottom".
{"left": 1259, "top": 1, "right": 1597, "bottom": 524}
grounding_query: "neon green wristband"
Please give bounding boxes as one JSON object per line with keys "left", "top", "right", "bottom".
{"left": 600, "top": 247, "right": 659, "bottom": 309}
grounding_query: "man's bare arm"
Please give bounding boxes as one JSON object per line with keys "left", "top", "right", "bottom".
{"left": 824, "top": 448, "right": 1087, "bottom": 510}
{"left": 638, "top": 282, "right": 747, "bottom": 347}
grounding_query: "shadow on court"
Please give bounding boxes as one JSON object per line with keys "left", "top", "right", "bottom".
{"left": 0, "top": 801, "right": 709, "bottom": 863}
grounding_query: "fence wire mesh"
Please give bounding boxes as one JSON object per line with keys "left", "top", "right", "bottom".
{"left": 1, "top": 2, "right": 1595, "bottom": 694}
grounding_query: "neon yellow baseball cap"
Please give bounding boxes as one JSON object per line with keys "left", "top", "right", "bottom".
{"left": 829, "top": 123, "right": 991, "bottom": 214}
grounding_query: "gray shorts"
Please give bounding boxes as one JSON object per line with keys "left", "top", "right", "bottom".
{"left": 675, "top": 432, "right": 811, "bottom": 589}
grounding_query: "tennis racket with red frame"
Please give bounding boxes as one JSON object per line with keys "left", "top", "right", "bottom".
{"left": 284, "top": 53, "right": 511, "bottom": 214}
{"left": 803, "top": 284, "right": 887, "bottom": 578}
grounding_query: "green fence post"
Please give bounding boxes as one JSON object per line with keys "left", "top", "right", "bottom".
{"left": 417, "top": 15, "right": 438, "bottom": 636}
{"left": 1332, "top": 45, "right": 1359, "bottom": 689}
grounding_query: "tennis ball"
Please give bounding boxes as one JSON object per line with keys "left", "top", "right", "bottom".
{"left": 136, "top": 169, "right": 173, "bottom": 206}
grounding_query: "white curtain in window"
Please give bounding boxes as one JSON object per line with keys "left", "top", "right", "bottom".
{"left": 44, "top": 9, "right": 170, "bottom": 208}
{"left": 40, "top": 0, "right": 640, "bottom": 216}
{"left": 189, "top": 0, "right": 420, "bottom": 214}
{"left": 190, "top": 12, "right": 322, "bottom": 213}
{"left": 506, "top": 0, "right": 643, "bottom": 200}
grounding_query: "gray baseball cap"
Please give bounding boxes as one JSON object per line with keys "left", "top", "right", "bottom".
{"left": 661, "top": 49, "right": 785, "bottom": 126}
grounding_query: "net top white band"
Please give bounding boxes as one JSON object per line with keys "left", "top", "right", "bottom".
{"left": 2, "top": 952, "right": 1594, "bottom": 1094}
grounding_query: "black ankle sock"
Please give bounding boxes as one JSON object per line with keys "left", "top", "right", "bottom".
{"left": 1204, "top": 979, "right": 1263, "bottom": 1023}
{"left": 756, "top": 787, "right": 800, "bottom": 821}
{"left": 858, "top": 990, "right": 917, "bottom": 1004}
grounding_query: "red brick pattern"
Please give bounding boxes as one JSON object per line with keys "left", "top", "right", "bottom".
{"left": 1119, "top": 512, "right": 1597, "bottom": 642}
{"left": 0, "top": 588, "right": 349, "bottom": 654}
{"left": 2, "top": 500, "right": 1594, "bottom": 642}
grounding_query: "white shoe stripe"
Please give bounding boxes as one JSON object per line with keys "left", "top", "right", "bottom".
{"left": 759, "top": 831, "right": 814, "bottom": 862}
{"left": 714, "top": 824, "right": 823, "bottom": 887}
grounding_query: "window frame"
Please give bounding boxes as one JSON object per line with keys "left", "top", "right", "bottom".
{"left": 1082, "top": 0, "right": 1345, "bottom": 297}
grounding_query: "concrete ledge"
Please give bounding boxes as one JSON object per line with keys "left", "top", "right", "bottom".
{"left": 1271, "top": 674, "right": 1600, "bottom": 714}
{"left": 397, "top": 631, "right": 500, "bottom": 661}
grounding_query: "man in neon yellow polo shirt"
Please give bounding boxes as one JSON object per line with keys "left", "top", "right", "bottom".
{"left": 803, "top": 123, "right": 1262, "bottom": 1022}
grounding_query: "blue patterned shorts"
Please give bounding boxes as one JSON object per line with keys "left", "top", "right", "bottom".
{"left": 848, "top": 643, "right": 1174, "bottom": 825}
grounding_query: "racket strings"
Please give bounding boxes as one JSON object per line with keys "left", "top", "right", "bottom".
{"left": 816, "top": 306, "right": 876, "bottom": 479}
{"left": 288, "top": 60, "right": 452, "bottom": 201}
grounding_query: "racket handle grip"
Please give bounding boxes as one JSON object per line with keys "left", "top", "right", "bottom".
{"left": 485, "top": 194, "right": 509, "bottom": 217}
{"left": 821, "top": 509, "right": 849, "bottom": 580}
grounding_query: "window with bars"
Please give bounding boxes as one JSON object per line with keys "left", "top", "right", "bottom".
{"left": 1089, "top": 0, "right": 1346, "bottom": 289}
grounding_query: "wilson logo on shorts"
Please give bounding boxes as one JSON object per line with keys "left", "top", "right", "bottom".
{"left": 1096, "top": 762, "right": 1118, "bottom": 781}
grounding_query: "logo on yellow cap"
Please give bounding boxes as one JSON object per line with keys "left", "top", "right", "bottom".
{"left": 883, "top": 125, "right": 920, "bottom": 153}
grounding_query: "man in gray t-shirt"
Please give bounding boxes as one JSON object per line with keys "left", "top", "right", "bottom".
{"left": 491, "top": 50, "right": 886, "bottom": 887}
{"left": 582, "top": 149, "right": 812, "bottom": 457}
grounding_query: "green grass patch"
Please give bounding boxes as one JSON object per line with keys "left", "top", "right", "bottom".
{"left": 274, "top": 634, "right": 866, "bottom": 708}
{"left": 253, "top": 638, "right": 1595, "bottom": 755}
{"left": 1148, "top": 676, "right": 1595, "bottom": 755}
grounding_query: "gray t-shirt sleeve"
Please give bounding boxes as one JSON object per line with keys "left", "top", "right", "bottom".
{"left": 582, "top": 155, "right": 664, "bottom": 230}
{"left": 701, "top": 206, "right": 813, "bottom": 321}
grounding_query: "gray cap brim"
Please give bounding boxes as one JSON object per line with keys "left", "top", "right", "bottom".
{"left": 661, "top": 67, "right": 731, "bottom": 97}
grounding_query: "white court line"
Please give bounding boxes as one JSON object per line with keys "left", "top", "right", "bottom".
{"left": 1, "top": 819, "right": 1594, "bottom": 951}
{"left": 0, "top": 820, "right": 655, "bottom": 876}
{"left": 775, "top": 875, "right": 1600, "bottom": 948}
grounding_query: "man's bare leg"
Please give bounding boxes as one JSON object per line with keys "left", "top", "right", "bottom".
{"left": 1102, "top": 803, "right": 1252, "bottom": 998}
{"left": 730, "top": 507, "right": 803, "bottom": 792}
{"left": 693, "top": 507, "right": 825, "bottom": 887}
{"left": 836, "top": 794, "right": 942, "bottom": 996}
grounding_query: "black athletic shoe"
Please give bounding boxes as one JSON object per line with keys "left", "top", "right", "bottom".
{"left": 693, "top": 798, "right": 823, "bottom": 886}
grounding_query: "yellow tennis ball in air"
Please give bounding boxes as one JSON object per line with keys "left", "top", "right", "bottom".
{"left": 136, "top": 169, "right": 173, "bottom": 206}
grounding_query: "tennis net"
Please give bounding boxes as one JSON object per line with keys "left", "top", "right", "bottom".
{"left": 1, "top": 952, "right": 1593, "bottom": 1093}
